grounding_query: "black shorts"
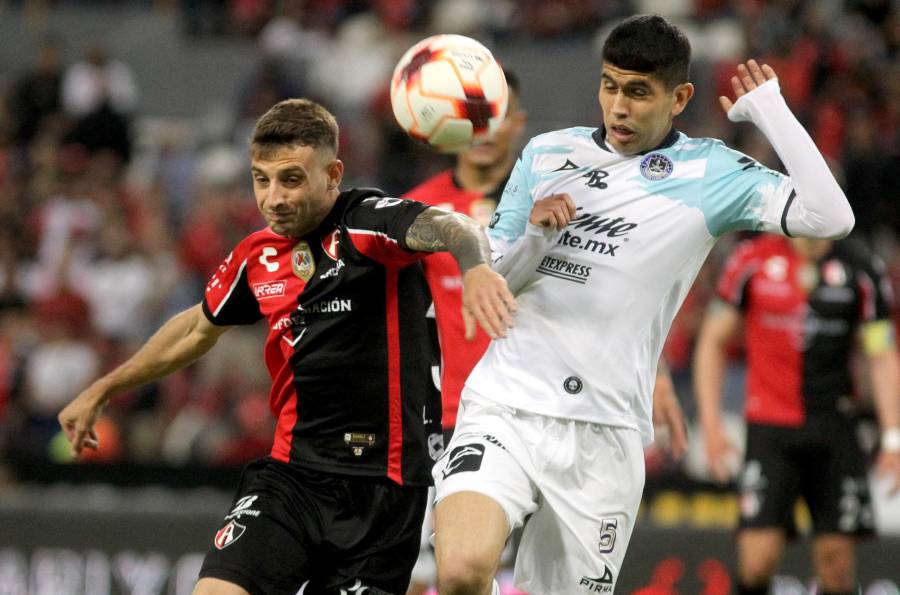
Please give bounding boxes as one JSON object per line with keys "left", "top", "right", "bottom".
{"left": 738, "top": 415, "right": 874, "bottom": 538}
{"left": 199, "top": 458, "right": 428, "bottom": 595}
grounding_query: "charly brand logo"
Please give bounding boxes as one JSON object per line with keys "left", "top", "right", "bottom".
{"left": 214, "top": 520, "right": 246, "bottom": 550}
{"left": 291, "top": 241, "right": 315, "bottom": 281}
{"left": 639, "top": 153, "right": 673, "bottom": 180}
{"left": 442, "top": 444, "right": 486, "bottom": 479}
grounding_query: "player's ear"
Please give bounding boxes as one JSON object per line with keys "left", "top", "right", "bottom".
{"left": 326, "top": 158, "right": 344, "bottom": 190}
{"left": 671, "top": 82, "right": 694, "bottom": 117}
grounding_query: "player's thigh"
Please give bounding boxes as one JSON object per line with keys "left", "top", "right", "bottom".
{"left": 736, "top": 528, "right": 786, "bottom": 577}
{"left": 327, "top": 482, "right": 428, "bottom": 594}
{"left": 432, "top": 402, "right": 539, "bottom": 575}
{"left": 515, "top": 424, "right": 645, "bottom": 594}
{"left": 738, "top": 424, "right": 800, "bottom": 533}
{"left": 199, "top": 459, "right": 320, "bottom": 595}
{"left": 802, "top": 416, "right": 875, "bottom": 537}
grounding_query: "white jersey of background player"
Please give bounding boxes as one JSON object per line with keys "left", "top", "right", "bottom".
{"left": 432, "top": 15, "right": 854, "bottom": 595}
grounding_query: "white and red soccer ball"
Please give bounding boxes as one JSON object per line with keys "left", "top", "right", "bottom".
{"left": 390, "top": 34, "right": 509, "bottom": 153}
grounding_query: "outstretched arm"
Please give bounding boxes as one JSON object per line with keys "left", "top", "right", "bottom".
{"left": 406, "top": 207, "right": 517, "bottom": 340}
{"left": 722, "top": 60, "right": 854, "bottom": 239}
{"left": 58, "top": 304, "right": 231, "bottom": 457}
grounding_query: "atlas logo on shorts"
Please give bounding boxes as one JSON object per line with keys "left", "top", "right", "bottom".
{"left": 441, "top": 444, "right": 485, "bottom": 478}
{"left": 214, "top": 520, "right": 246, "bottom": 550}
{"left": 578, "top": 566, "right": 614, "bottom": 593}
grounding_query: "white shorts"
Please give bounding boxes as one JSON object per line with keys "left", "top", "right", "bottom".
{"left": 433, "top": 389, "right": 645, "bottom": 594}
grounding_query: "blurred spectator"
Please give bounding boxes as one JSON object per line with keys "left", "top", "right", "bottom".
{"left": 7, "top": 35, "right": 64, "bottom": 146}
{"left": 61, "top": 44, "right": 138, "bottom": 163}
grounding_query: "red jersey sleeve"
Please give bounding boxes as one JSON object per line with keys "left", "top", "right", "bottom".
{"left": 341, "top": 194, "right": 431, "bottom": 268}
{"left": 716, "top": 240, "right": 761, "bottom": 310}
{"left": 202, "top": 239, "right": 264, "bottom": 326}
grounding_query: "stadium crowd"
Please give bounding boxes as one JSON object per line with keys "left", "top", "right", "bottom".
{"left": 0, "top": 0, "right": 897, "bottom": 484}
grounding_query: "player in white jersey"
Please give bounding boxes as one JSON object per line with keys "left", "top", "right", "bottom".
{"left": 432, "top": 14, "right": 855, "bottom": 595}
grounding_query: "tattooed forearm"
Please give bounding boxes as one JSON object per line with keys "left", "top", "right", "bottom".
{"left": 406, "top": 208, "right": 491, "bottom": 273}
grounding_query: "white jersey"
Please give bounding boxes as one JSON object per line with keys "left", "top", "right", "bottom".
{"left": 466, "top": 126, "right": 795, "bottom": 444}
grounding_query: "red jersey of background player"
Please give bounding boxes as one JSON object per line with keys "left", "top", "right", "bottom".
{"left": 404, "top": 171, "right": 506, "bottom": 429}
{"left": 716, "top": 235, "right": 892, "bottom": 426}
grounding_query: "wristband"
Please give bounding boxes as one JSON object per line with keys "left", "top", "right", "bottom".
{"left": 883, "top": 428, "right": 900, "bottom": 453}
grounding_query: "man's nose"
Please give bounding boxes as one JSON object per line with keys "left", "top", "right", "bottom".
{"left": 610, "top": 92, "right": 629, "bottom": 118}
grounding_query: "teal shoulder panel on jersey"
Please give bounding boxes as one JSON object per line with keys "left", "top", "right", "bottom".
{"left": 488, "top": 130, "right": 583, "bottom": 244}
{"left": 629, "top": 136, "right": 787, "bottom": 237}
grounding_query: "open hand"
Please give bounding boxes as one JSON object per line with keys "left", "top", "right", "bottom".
{"left": 719, "top": 59, "right": 777, "bottom": 114}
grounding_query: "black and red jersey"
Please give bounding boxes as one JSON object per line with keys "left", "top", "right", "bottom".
{"left": 202, "top": 188, "right": 442, "bottom": 486}
{"left": 717, "top": 235, "right": 893, "bottom": 426}
{"left": 403, "top": 170, "right": 504, "bottom": 429}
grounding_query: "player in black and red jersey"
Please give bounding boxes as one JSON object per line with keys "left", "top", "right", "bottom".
{"left": 57, "top": 98, "right": 516, "bottom": 595}
{"left": 694, "top": 235, "right": 900, "bottom": 595}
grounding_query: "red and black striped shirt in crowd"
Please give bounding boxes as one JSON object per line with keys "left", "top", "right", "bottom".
{"left": 202, "top": 188, "right": 443, "bottom": 486}
{"left": 717, "top": 235, "right": 893, "bottom": 426}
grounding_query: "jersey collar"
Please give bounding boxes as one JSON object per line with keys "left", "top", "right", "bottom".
{"left": 592, "top": 126, "right": 680, "bottom": 155}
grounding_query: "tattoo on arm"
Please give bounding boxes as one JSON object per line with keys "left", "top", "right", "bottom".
{"left": 406, "top": 208, "right": 491, "bottom": 273}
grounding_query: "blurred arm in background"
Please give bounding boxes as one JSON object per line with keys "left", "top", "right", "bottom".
{"left": 693, "top": 299, "right": 743, "bottom": 484}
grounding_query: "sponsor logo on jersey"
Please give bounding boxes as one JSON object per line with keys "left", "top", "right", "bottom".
{"left": 323, "top": 229, "right": 341, "bottom": 260}
{"left": 564, "top": 376, "right": 583, "bottom": 394}
{"left": 252, "top": 280, "right": 286, "bottom": 300}
{"left": 441, "top": 443, "right": 486, "bottom": 478}
{"left": 578, "top": 567, "right": 614, "bottom": 593}
{"left": 537, "top": 256, "right": 592, "bottom": 284}
{"left": 214, "top": 520, "right": 246, "bottom": 550}
{"left": 272, "top": 315, "right": 292, "bottom": 331}
{"left": 291, "top": 241, "right": 315, "bottom": 281}
{"left": 488, "top": 212, "right": 501, "bottom": 229}
{"left": 639, "top": 153, "right": 673, "bottom": 181}
{"left": 306, "top": 298, "right": 352, "bottom": 313}
{"left": 568, "top": 211, "right": 638, "bottom": 238}
{"left": 225, "top": 495, "right": 261, "bottom": 520}
{"left": 319, "top": 259, "right": 345, "bottom": 280}
{"left": 481, "top": 434, "right": 507, "bottom": 451}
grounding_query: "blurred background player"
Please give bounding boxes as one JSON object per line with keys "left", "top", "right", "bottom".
{"left": 694, "top": 234, "right": 900, "bottom": 595}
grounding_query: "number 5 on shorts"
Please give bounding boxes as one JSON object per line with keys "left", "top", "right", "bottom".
{"left": 598, "top": 518, "right": 618, "bottom": 554}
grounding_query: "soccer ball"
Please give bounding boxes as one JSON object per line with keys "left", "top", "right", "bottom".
{"left": 390, "top": 34, "right": 508, "bottom": 153}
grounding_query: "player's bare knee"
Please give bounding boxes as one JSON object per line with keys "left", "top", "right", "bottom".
{"left": 814, "top": 537, "right": 855, "bottom": 590}
{"left": 437, "top": 548, "right": 497, "bottom": 595}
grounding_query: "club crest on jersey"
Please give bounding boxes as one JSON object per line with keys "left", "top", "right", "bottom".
{"left": 291, "top": 241, "right": 315, "bottom": 281}
{"left": 469, "top": 199, "right": 497, "bottom": 227}
{"left": 214, "top": 520, "right": 246, "bottom": 550}
{"left": 322, "top": 229, "right": 341, "bottom": 260}
{"left": 639, "top": 153, "right": 673, "bottom": 181}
